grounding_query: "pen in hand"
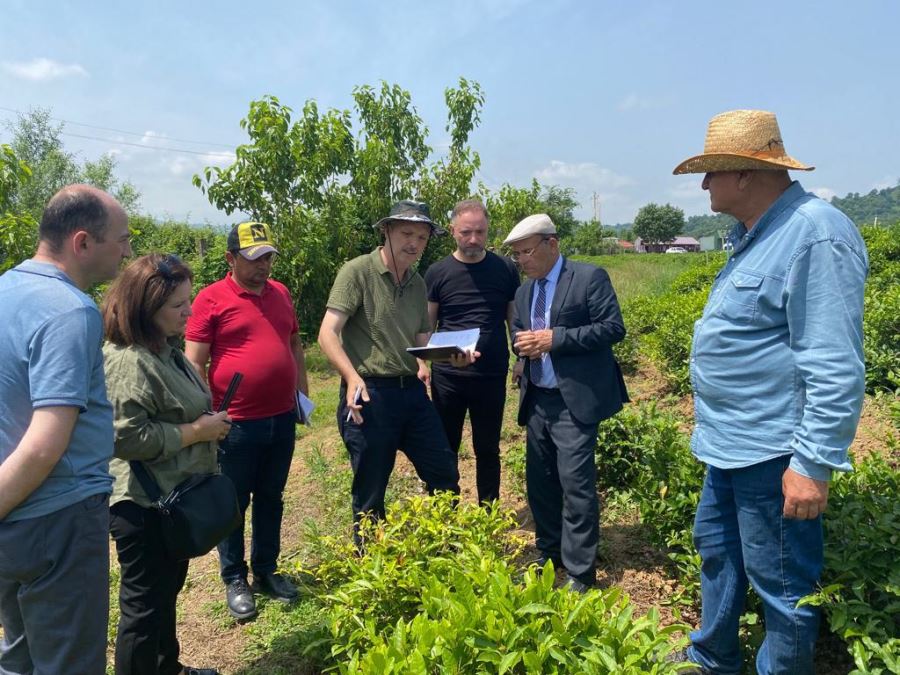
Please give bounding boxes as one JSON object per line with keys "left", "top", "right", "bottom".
{"left": 345, "top": 385, "right": 362, "bottom": 423}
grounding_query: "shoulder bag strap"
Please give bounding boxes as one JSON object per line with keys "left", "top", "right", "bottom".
{"left": 128, "top": 460, "right": 164, "bottom": 504}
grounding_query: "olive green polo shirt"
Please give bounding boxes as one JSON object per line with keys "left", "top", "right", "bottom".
{"left": 103, "top": 340, "right": 217, "bottom": 508}
{"left": 327, "top": 247, "right": 431, "bottom": 377}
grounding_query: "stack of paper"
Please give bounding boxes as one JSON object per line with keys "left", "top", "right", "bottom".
{"left": 406, "top": 328, "right": 480, "bottom": 362}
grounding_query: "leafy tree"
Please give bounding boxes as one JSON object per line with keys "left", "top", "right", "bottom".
{"left": 482, "top": 180, "right": 579, "bottom": 249}
{"left": 633, "top": 203, "right": 685, "bottom": 244}
{"left": 568, "top": 219, "right": 622, "bottom": 256}
{"left": 194, "top": 79, "right": 485, "bottom": 336}
{"left": 683, "top": 212, "right": 736, "bottom": 237}
{"left": 0, "top": 145, "right": 38, "bottom": 272}
{"left": 3, "top": 108, "right": 140, "bottom": 218}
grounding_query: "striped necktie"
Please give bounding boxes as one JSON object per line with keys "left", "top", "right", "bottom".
{"left": 530, "top": 278, "right": 549, "bottom": 384}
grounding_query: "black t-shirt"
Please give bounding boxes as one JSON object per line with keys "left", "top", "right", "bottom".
{"left": 424, "top": 251, "right": 520, "bottom": 377}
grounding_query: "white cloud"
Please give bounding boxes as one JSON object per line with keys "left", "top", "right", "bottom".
{"left": 811, "top": 186, "right": 836, "bottom": 202}
{"left": 2, "top": 57, "right": 88, "bottom": 81}
{"left": 530, "top": 160, "right": 638, "bottom": 223}
{"left": 534, "top": 160, "right": 633, "bottom": 191}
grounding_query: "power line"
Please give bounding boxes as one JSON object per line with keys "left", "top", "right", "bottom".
{"left": 59, "top": 130, "right": 235, "bottom": 157}
{"left": 0, "top": 105, "right": 238, "bottom": 149}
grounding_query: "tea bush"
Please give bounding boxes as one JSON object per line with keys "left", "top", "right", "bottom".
{"left": 596, "top": 404, "right": 704, "bottom": 604}
{"left": 860, "top": 224, "right": 900, "bottom": 395}
{"left": 800, "top": 452, "right": 900, "bottom": 674}
{"left": 302, "top": 494, "right": 693, "bottom": 673}
{"left": 338, "top": 566, "right": 691, "bottom": 674}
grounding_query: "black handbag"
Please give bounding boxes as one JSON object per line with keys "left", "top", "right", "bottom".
{"left": 127, "top": 371, "right": 243, "bottom": 561}
{"left": 129, "top": 462, "right": 240, "bottom": 561}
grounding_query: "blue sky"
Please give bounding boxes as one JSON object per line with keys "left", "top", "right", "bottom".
{"left": 2, "top": 0, "right": 898, "bottom": 226}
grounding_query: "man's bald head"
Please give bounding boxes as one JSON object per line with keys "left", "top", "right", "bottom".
{"left": 39, "top": 184, "right": 125, "bottom": 253}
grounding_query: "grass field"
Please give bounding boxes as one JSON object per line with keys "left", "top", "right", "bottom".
{"left": 574, "top": 252, "right": 723, "bottom": 301}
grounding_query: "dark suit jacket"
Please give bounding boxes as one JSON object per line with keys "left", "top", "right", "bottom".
{"left": 511, "top": 256, "right": 629, "bottom": 426}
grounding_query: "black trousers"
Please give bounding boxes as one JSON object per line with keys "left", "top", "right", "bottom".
{"left": 110, "top": 500, "right": 190, "bottom": 675}
{"left": 524, "top": 386, "right": 599, "bottom": 585}
{"left": 430, "top": 370, "right": 507, "bottom": 503}
{"left": 338, "top": 377, "right": 459, "bottom": 541}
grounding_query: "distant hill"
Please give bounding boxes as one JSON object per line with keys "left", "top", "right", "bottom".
{"left": 831, "top": 182, "right": 900, "bottom": 225}
{"left": 683, "top": 213, "right": 737, "bottom": 237}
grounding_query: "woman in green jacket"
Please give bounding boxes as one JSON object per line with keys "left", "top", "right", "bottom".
{"left": 103, "top": 254, "right": 231, "bottom": 675}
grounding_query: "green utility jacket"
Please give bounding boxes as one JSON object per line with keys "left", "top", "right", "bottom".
{"left": 104, "top": 340, "right": 218, "bottom": 508}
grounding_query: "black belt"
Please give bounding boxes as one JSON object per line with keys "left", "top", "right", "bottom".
{"left": 361, "top": 375, "right": 421, "bottom": 389}
{"left": 530, "top": 384, "right": 561, "bottom": 396}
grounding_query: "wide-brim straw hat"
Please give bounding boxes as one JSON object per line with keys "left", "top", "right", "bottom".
{"left": 673, "top": 110, "right": 814, "bottom": 175}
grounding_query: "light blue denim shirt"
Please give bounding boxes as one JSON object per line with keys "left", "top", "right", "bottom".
{"left": 690, "top": 182, "right": 868, "bottom": 481}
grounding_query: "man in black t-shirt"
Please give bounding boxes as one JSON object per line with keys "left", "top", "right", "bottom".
{"left": 425, "top": 200, "right": 520, "bottom": 503}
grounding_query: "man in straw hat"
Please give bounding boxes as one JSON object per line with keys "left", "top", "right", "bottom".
{"left": 505, "top": 214, "right": 628, "bottom": 592}
{"left": 674, "top": 110, "right": 868, "bottom": 674}
{"left": 318, "top": 200, "right": 475, "bottom": 544}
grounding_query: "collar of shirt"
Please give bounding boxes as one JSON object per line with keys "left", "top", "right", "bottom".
{"left": 729, "top": 181, "right": 806, "bottom": 254}
{"left": 14, "top": 259, "right": 79, "bottom": 288}
{"left": 532, "top": 253, "right": 564, "bottom": 314}
{"left": 371, "top": 246, "right": 415, "bottom": 284}
{"left": 225, "top": 271, "right": 269, "bottom": 298}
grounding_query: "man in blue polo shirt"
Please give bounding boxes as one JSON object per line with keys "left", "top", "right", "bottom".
{"left": 0, "top": 184, "right": 131, "bottom": 674}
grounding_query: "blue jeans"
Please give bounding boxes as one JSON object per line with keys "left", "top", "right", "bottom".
{"left": 688, "top": 454, "right": 823, "bottom": 675}
{"left": 217, "top": 411, "right": 296, "bottom": 583}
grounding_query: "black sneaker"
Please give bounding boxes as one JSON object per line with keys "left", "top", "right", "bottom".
{"left": 182, "top": 667, "right": 220, "bottom": 675}
{"left": 225, "top": 578, "right": 257, "bottom": 620}
{"left": 564, "top": 574, "right": 594, "bottom": 594}
{"left": 252, "top": 572, "right": 298, "bottom": 603}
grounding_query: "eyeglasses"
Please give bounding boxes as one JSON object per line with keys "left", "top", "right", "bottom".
{"left": 509, "top": 238, "right": 550, "bottom": 262}
{"left": 155, "top": 254, "right": 183, "bottom": 280}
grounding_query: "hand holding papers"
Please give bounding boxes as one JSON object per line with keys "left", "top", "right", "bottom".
{"left": 295, "top": 390, "right": 315, "bottom": 426}
{"left": 407, "top": 328, "right": 481, "bottom": 364}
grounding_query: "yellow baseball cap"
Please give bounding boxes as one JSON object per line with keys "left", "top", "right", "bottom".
{"left": 227, "top": 222, "right": 279, "bottom": 260}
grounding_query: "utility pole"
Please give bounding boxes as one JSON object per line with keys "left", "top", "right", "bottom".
{"left": 592, "top": 192, "right": 601, "bottom": 223}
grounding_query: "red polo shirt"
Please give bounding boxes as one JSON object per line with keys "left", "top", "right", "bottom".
{"left": 186, "top": 273, "right": 298, "bottom": 420}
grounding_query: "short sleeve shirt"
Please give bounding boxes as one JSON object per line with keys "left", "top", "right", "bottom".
{"left": 327, "top": 248, "right": 431, "bottom": 377}
{"left": 425, "top": 251, "right": 520, "bottom": 377}
{"left": 0, "top": 260, "right": 114, "bottom": 521}
{"left": 185, "top": 273, "right": 298, "bottom": 420}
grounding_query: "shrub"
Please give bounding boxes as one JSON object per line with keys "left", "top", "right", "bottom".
{"left": 303, "top": 493, "right": 693, "bottom": 673}
{"left": 596, "top": 404, "right": 704, "bottom": 604}
{"left": 340, "top": 565, "right": 690, "bottom": 674}
{"left": 800, "top": 453, "right": 900, "bottom": 674}
{"left": 667, "top": 255, "right": 725, "bottom": 295}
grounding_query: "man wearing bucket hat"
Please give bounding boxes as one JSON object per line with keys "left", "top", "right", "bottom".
{"left": 674, "top": 110, "right": 868, "bottom": 674}
{"left": 505, "top": 214, "right": 628, "bottom": 593}
{"left": 186, "top": 221, "right": 309, "bottom": 620}
{"left": 318, "top": 200, "right": 473, "bottom": 543}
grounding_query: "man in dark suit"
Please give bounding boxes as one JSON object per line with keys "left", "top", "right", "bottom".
{"left": 506, "top": 213, "right": 628, "bottom": 591}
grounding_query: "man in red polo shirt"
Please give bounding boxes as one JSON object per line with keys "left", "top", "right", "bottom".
{"left": 185, "top": 221, "right": 308, "bottom": 621}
